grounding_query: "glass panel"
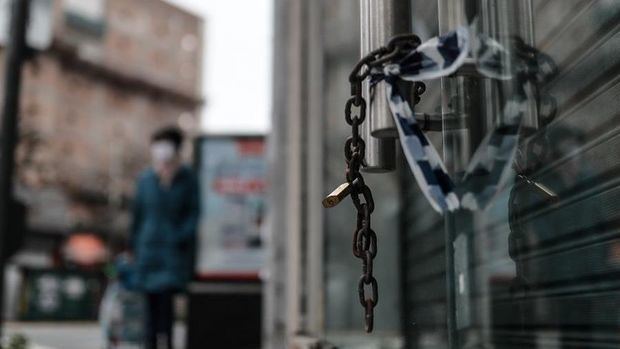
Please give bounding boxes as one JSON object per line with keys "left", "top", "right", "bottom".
{"left": 322, "top": 1, "right": 403, "bottom": 347}
{"left": 404, "top": 0, "right": 620, "bottom": 348}
{"left": 401, "top": 3, "right": 447, "bottom": 349}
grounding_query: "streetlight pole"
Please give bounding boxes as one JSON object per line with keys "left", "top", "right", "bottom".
{"left": 0, "top": 0, "right": 30, "bottom": 340}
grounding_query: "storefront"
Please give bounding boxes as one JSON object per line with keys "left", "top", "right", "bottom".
{"left": 267, "top": 1, "right": 620, "bottom": 348}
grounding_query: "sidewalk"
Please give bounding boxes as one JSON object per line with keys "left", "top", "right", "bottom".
{"left": 4, "top": 322, "right": 186, "bottom": 349}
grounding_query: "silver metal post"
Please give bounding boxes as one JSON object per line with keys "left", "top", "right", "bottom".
{"left": 367, "top": 0, "right": 411, "bottom": 138}
{"left": 359, "top": 0, "right": 411, "bottom": 172}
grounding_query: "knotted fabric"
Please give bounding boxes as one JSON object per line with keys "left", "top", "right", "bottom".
{"left": 369, "top": 27, "right": 550, "bottom": 213}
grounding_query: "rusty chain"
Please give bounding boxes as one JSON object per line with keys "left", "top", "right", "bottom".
{"left": 324, "top": 34, "right": 423, "bottom": 333}
{"left": 346, "top": 50, "right": 376, "bottom": 333}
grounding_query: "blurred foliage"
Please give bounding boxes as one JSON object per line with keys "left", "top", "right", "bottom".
{"left": 6, "top": 334, "right": 29, "bottom": 349}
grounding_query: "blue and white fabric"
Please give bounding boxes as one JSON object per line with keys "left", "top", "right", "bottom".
{"left": 369, "top": 27, "right": 539, "bottom": 213}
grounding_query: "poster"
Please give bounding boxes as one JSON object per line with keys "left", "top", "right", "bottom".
{"left": 195, "top": 136, "right": 266, "bottom": 279}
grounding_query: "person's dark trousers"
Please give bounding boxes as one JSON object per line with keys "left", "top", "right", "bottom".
{"left": 145, "top": 291, "right": 174, "bottom": 349}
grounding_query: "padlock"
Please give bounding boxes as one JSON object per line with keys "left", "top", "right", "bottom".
{"left": 322, "top": 182, "right": 352, "bottom": 208}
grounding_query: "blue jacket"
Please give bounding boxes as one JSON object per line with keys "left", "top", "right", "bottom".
{"left": 131, "top": 166, "right": 199, "bottom": 292}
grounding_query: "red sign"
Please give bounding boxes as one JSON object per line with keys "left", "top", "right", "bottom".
{"left": 212, "top": 178, "right": 266, "bottom": 194}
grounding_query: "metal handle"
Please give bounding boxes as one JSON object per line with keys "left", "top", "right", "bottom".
{"left": 359, "top": 0, "right": 411, "bottom": 172}
{"left": 363, "top": 0, "right": 411, "bottom": 138}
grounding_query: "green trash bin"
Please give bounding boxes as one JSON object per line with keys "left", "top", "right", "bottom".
{"left": 19, "top": 267, "right": 104, "bottom": 321}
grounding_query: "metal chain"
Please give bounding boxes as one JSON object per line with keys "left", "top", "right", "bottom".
{"left": 346, "top": 60, "right": 377, "bottom": 333}
{"left": 342, "top": 35, "right": 422, "bottom": 333}
{"left": 321, "top": 35, "right": 422, "bottom": 333}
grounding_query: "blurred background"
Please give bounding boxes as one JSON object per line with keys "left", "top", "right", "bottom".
{"left": 1, "top": 1, "right": 620, "bottom": 349}
{"left": 0, "top": 0, "right": 271, "bottom": 348}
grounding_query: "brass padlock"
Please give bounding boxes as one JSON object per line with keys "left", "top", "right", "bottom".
{"left": 322, "top": 182, "right": 352, "bottom": 208}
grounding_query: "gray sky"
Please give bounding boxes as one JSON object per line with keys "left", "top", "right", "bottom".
{"left": 164, "top": 0, "right": 273, "bottom": 134}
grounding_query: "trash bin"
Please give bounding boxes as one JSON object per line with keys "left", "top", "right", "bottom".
{"left": 19, "top": 267, "right": 104, "bottom": 321}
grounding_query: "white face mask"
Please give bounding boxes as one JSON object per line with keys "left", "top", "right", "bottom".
{"left": 151, "top": 141, "right": 176, "bottom": 165}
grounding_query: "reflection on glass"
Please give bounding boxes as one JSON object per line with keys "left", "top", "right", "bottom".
{"left": 404, "top": 1, "right": 620, "bottom": 349}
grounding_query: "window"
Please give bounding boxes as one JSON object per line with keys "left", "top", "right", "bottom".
{"left": 63, "top": 0, "right": 106, "bottom": 37}
{"left": 402, "top": 1, "right": 620, "bottom": 348}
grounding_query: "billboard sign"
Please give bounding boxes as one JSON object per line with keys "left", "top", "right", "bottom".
{"left": 195, "top": 136, "right": 266, "bottom": 280}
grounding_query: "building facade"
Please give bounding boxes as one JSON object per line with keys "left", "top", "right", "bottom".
{"left": 266, "top": 1, "right": 620, "bottom": 348}
{"left": 11, "top": 0, "right": 202, "bottom": 241}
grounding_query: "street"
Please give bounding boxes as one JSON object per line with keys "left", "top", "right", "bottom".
{"left": 4, "top": 322, "right": 186, "bottom": 349}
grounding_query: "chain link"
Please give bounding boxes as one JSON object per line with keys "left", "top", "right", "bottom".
{"left": 345, "top": 66, "right": 377, "bottom": 331}
{"left": 342, "top": 36, "right": 422, "bottom": 332}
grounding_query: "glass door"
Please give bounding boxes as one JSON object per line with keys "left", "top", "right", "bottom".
{"left": 403, "top": 1, "right": 620, "bottom": 348}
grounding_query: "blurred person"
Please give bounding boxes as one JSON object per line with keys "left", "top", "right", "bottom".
{"left": 130, "top": 126, "right": 199, "bottom": 349}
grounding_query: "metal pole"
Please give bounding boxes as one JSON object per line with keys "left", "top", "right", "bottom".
{"left": 0, "top": 0, "right": 30, "bottom": 338}
{"left": 367, "top": 0, "right": 411, "bottom": 138}
{"left": 360, "top": 0, "right": 396, "bottom": 172}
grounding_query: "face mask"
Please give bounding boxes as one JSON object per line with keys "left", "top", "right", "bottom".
{"left": 151, "top": 141, "right": 176, "bottom": 165}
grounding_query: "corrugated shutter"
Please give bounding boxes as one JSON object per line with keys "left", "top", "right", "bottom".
{"left": 495, "top": 2, "right": 620, "bottom": 347}
{"left": 401, "top": 168, "right": 447, "bottom": 349}
{"left": 401, "top": 1, "right": 620, "bottom": 348}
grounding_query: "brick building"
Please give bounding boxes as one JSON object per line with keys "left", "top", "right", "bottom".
{"left": 11, "top": 0, "right": 203, "bottom": 249}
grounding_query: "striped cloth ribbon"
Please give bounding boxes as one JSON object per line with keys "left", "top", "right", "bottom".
{"left": 369, "top": 27, "right": 543, "bottom": 213}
